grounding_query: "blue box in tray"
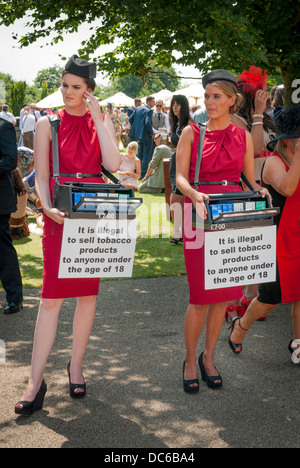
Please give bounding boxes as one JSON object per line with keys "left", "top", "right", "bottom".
{"left": 73, "top": 192, "right": 98, "bottom": 205}
{"left": 222, "top": 203, "right": 234, "bottom": 213}
{"left": 210, "top": 204, "right": 223, "bottom": 219}
{"left": 193, "top": 190, "right": 279, "bottom": 231}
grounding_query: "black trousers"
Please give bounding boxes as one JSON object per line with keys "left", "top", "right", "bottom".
{"left": 0, "top": 214, "right": 23, "bottom": 304}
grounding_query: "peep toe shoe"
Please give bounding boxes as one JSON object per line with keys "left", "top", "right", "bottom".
{"left": 15, "top": 380, "right": 47, "bottom": 416}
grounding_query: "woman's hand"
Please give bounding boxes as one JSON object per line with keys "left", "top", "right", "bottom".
{"left": 44, "top": 207, "right": 66, "bottom": 225}
{"left": 254, "top": 90, "right": 268, "bottom": 115}
{"left": 84, "top": 91, "right": 102, "bottom": 124}
{"left": 191, "top": 190, "right": 210, "bottom": 219}
{"left": 255, "top": 185, "right": 272, "bottom": 205}
{"left": 258, "top": 187, "right": 269, "bottom": 198}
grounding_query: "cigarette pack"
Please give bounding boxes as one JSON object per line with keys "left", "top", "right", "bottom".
{"left": 210, "top": 204, "right": 223, "bottom": 219}
{"left": 245, "top": 202, "right": 256, "bottom": 211}
{"left": 233, "top": 203, "right": 244, "bottom": 212}
{"left": 222, "top": 203, "right": 234, "bottom": 213}
{"left": 255, "top": 201, "right": 267, "bottom": 209}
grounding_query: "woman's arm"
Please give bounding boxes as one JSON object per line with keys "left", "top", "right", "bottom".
{"left": 251, "top": 90, "right": 268, "bottom": 156}
{"left": 263, "top": 141, "right": 300, "bottom": 197}
{"left": 176, "top": 126, "right": 209, "bottom": 218}
{"left": 84, "top": 91, "right": 121, "bottom": 172}
{"left": 231, "top": 90, "right": 268, "bottom": 156}
{"left": 134, "top": 158, "right": 141, "bottom": 179}
{"left": 34, "top": 117, "right": 66, "bottom": 224}
{"left": 125, "top": 159, "right": 141, "bottom": 179}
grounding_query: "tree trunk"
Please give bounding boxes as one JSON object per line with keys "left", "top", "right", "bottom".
{"left": 281, "top": 66, "right": 300, "bottom": 107}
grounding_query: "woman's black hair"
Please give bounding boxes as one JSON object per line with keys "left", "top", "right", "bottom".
{"left": 169, "top": 95, "right": 191, "bottom": 133}
{"left": 272, "top": 87, "right": 284, "bottom": 107}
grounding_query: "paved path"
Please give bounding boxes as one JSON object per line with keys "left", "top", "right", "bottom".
{"left": 0, "top": 276, "right": 299, "bottom": 448}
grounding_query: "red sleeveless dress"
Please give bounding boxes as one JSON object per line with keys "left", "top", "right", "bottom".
{"left": 41, "top": 109, "right": 104, "bottom": 299}
{"left": 275, "top": 155, "right": 300, "bottom": 303}
{"left": 183, "top": 123, "right": 246, "bottom": 305}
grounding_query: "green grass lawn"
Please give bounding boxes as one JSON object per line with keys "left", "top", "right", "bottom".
{"left": 6, "top": 193, "right": 186, "bottom": 289}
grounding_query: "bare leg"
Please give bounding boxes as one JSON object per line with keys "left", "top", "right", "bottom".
{"left": 244, "top": 284, "right": 258, "bottom": 301}
{"left": 170, "top": 194, "right": 184, "bottom": 240}
{"left": 290, "top": 301, "right": 300, "bottom": 360}
{"left": 226, "top": 285, "right": 259, "bottom": 321}
{"left": 203, "top": 302, "right": 227, "bottom": 381}
{"left": 231, "top": 298, "right": 277, "bottom": 349}
{"left": 184, "top": 304, "right": 207, "bottom": 387}
{"left": 291, "top": 301, "right": 300, "bottom": 340}
{"left": 16, "top": 298, "right": 63, "bottom": 404}
{"left": 226, "top": 299, "right": 240, "bottom": 320}
{"left": 69, "top": 295, "right": 97, "bottom": 392}
{"left": 184, "top": 302, "right": 226, "bottom": 387}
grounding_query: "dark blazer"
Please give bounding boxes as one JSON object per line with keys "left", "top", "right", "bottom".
{"left": 129, "top": 105, "right": 154, "bottom": 141}
{"left": 0, "top": 118, "right": 18, "bottom": 214}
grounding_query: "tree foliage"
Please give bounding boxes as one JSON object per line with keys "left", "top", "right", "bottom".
{"left": 9, "top": 81, "right": 26, "bottom": 115}
{"left": 1, "top": 0, "right": 300, "bottom": 104}
{"left": 34, "top": 65, "right": 64, "bottom": 92}
{"left": 103, "top": 64, "right": 181, "bottom": 99}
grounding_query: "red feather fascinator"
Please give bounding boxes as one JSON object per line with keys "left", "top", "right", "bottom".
{"left": 237, "top": 65, "right": 268, "bottom": 98}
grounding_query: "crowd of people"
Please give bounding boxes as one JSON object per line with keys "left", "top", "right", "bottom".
{"left": 0, "top": 94, "right": 206, "bottom": 244}
{"left": 0, "top": 55, "right": 299, "bottom": 417}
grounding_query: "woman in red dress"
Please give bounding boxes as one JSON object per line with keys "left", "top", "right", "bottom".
{"left": 229, "top": 106, "right": 300, "bottom": 363}
{"left": 15, "top": 55, "right": 121, "bottom": 415}
{"left": 176, "top": 69, "right": 269, "bottom": 393}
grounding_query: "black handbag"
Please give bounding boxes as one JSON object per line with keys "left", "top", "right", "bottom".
{"left": 47, "top": 115, "right": 142, "bottom": 219}
{"left": 191, "top": 124, "right": 278, "bottom": 230}
{"left": 47, "top": 114, "right": 121, "bottom": 209}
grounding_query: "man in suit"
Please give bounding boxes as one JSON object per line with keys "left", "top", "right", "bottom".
{"left": 0, "top": 118, "right": 23, "bottom": 314}
{"left": 139, "top": 132, "right": 173, "bottom": 193}
{"left": 129, "top": 96, "right": 155, "bottom": 178}
{"left": 152, "top": 100, "right": 166, "bottom": 131}
{"left": 126, "top": 98, "right": 142, "bottom": 121}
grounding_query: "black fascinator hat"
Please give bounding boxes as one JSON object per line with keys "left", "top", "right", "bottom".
{"left": 267, "top": 106, "right": 300, "bottom": 151}
{"left": 202, "top": 69, "right": 238, "bottom": 89}
{"left": 65, "top": 54, "right": 97, "bottom": 79}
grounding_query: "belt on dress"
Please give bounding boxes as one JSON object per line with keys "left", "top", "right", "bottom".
{"left": 50, "top": 173, "right": 103, "bottom": 179}
{"left": 196, "top": 180, "right": 240, "bottom": 187}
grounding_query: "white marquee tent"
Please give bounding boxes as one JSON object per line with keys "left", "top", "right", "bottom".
{"left": 141, "top": 89, "right": 174, "bottom": 103}
{"left": 36, "top": 85, "right": 205, "bottom": 111}
{"left": 165, "top": 83, "right": 205, "bottom": 107}
{"left": 99, "top": 92, "right": 134, "bottom": 107}
{"left": 36, "top": 89, "right": 64, "bottom": 109}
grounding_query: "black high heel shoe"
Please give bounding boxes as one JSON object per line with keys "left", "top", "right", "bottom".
{"left": 170, "top": 237, "right": 183, "bottom": 245}
{"left": 198, "top": 353, "right": 222, "bottom": 389}
{"left": 229, "top": 317, "right": 248, "bottom": 355}
{"left": 183, "top": 361, "right": 199, "bottom": 394}
{"left": 15, "top": 380, "right": 47, "bottom": 416}
{"left": 67, "top": 362, "right": 86, "bottom": 398}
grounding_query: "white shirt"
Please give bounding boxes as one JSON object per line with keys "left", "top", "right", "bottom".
{"left": 22, "top": 113, "right": 36, "bottom": 133}
{"left": 20, "top": 108, "right": 26, "bottom": 129}
{"left": 30, "top": 110, "right": 40, "bottom": 130}
{"left": 0, "top": 111, "right": 16, "bottom": 124}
